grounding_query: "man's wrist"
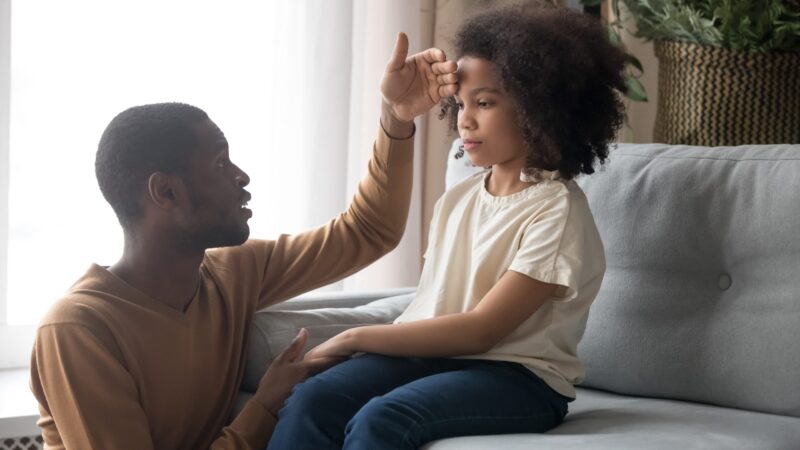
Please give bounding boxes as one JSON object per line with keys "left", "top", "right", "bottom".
{"left": 380, "top": 100, "right": 415, "bottom": 139}
{"left": 253, "top": 390, "right": 280, "bottom": 419}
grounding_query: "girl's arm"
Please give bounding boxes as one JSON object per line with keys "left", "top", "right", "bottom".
{"left": 304, "top": 271, "right": 558, "bottom": 360}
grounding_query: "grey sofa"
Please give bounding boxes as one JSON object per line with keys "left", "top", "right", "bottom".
{"left": 240, "top": 142, "right": 800, "bottom": 449}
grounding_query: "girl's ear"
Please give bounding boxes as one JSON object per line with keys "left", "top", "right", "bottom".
{"left": 147, "top": 172, "right": 185, "bottom": 211}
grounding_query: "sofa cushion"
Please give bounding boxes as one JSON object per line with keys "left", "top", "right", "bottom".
{"left": 242, "top": 293, "right": 414, "bottom": 392}
{"left": 575, "top": 144, "right": 800, "bottom": 417}
{"left": 423, "top": 387, "right": 800, "bottom": 449}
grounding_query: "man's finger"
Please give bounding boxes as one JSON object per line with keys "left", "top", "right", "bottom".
{"left": 386, "top": 32, "right": 409, "bottom": 72}
{"left": 421, "top": 47, "right": 446, "bottom": 64}
{"left": 437, "top": 73, "right": 458, "bottom": 85}
{"left": 439, "top": 84, "right": 458, "bottom": 98}
{"left": 276, "top": 328, "right": 308, "bottom": 363}
{"left": 431, "top": 60, "right": 458, "bottom": 75}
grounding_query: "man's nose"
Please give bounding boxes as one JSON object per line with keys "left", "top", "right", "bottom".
{"left": 235, "top": 166, "right": 250, "bottom": 187}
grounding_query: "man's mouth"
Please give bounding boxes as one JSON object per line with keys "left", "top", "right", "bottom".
{"left": 239, "top": 192, "right": 252, "bottom": 217}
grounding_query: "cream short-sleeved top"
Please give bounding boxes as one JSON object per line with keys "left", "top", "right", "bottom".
{"left": 395, "top": 170, "right": 606, "bottom": 398}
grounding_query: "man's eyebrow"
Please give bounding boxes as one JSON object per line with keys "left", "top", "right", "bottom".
{"left": 213, "top": 140, "right": 229, "bottom": 155}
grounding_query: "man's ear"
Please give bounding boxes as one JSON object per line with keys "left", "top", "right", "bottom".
{"left": 147, "top": 172, "right": 184, "bottom": 210}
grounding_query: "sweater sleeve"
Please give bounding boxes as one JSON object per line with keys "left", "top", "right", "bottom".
{"left": 210, "top": 399, "right": 276, "bottom": 450}
{"left": 30, "top": 324, "right": 156, "bottom": 450}
{"left": 254, "top": 124, "right": 415, "bottom": 308}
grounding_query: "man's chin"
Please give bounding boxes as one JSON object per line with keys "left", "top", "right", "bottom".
{"left": 195, "top": 224, "right": 250, "bottom": 250}
{"left": 223, "top": 225, "right": 250, "bottom": 247}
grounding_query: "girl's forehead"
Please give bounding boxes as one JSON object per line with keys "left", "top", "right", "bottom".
{"left": 456, "top": 57, "right": 501, "bottom": 88}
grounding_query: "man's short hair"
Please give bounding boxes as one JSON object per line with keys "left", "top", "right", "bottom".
{"left": 95, "top": 102, "right": 209, "bottom": 228}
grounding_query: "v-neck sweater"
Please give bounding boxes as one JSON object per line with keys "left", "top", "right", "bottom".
{"left": 29, "top": 125, "right": 414, "bottom": 450}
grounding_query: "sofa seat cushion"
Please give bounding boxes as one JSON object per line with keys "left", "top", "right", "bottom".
{"left": 423, "top": 387, "right": 800, "bottom": 449}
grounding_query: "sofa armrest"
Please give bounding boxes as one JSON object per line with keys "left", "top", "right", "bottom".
{"left": 242, "top": 289, "right": 416, "bottom": 392}
{"left": 264, "top": 287, "right": 417, "bottom": 311}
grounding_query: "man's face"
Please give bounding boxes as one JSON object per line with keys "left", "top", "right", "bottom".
{"left": 177, "top": 119, "right": 252, "bottom": 250}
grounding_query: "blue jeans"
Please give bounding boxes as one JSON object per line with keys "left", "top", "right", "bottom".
{"left": 267, "top": 354, "right": 570, "bottom": 450}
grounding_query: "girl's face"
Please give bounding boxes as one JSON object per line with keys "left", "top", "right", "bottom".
{"left": 454, "top": 57, "right": 528, "bottom": 169}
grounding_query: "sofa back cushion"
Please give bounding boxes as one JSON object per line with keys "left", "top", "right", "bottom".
{"left": 575, "top": 143, "right": 800, "bottom": 417}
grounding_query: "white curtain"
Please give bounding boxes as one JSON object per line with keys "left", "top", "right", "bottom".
{"left": 343, "top": 0, "right": 431, "bottom": 290}
{"left": 257, "top": 0, "right": 430, "bottom": 291}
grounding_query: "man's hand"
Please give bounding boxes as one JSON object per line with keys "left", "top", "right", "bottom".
{"left": 253, "top": 328, "right": 343, "bottom": 417}
{"left": 381, "top": 32, "right": 458, "bottom": 123}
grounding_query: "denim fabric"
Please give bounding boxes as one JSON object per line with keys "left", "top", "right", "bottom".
{"left": 267, "top": 354, "right": 570, "bottom": 450}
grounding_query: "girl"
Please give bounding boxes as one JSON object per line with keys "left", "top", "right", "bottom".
{"left": 268, "top": 5, "right": 626, "bottom": 449}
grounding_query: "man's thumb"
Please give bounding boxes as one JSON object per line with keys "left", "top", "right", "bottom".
{"left": 282, "top": 328, "right": 308, "bottom": 362}
{"left": 386, "top": 32, "right": 409, "bottom": 72}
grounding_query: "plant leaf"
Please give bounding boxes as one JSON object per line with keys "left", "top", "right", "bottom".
{"left": 624, "top": 76, "right": 648, "bottom": 102}
{"left": 626, "top": 54, "right": 645, "bottom": 74}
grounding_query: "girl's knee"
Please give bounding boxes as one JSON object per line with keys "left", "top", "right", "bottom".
{"left": 344, "top": 396, "right": 420, "bottom": 449}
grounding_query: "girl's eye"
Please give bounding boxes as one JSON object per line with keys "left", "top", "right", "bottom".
{"left": 455, "top": 102, "right": 464, "bottom": 110}
{"left": 478, "top": 100, "right": 492, "bottom": 108}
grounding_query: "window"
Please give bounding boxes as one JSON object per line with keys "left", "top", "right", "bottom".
{"left": 2, "top": 0, "right": 423, "bottom": 369}
{"left": 0, "top": 0, "right": 354, "bottom": 367}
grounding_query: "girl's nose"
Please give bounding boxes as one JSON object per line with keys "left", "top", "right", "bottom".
{"left": 458, "top": 108, "right": 476, "bottom": 130}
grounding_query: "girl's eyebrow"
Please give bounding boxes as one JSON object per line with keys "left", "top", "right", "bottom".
{"left": 455, "top": 86, "right": 502, "bottom": 98}
{"left": 470, "top": 87, "right": 501, "bottom": 95}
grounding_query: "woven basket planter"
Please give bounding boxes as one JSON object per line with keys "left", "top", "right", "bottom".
{"left": 653, "top": 40, "right": 800, "bottom": 146}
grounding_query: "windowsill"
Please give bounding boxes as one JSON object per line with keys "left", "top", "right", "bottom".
{"left": 0, "top": 368, "right": 39, "bottom": 438}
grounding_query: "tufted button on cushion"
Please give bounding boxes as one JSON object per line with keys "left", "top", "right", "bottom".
{"left": 717, "top": 274, "right": 732, "bottom": 291}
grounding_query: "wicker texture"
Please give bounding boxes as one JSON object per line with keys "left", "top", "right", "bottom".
{"left": 653, "top": 40, "right": 800, "bottom": 145}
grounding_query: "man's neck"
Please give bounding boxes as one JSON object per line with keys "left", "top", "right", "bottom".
{"left": 109, "top": 235, "right": 205, "bottom": 313}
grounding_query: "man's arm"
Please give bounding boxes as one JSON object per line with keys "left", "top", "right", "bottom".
{"left": 31, "top": 325, "right": 156, "bottom": 450}
{"left": 250, "top": 34, "right": 457, "bottom": 307}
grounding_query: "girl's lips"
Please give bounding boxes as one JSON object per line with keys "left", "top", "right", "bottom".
{"left": 463, "top": 140, "right": 482, "bottom": 151}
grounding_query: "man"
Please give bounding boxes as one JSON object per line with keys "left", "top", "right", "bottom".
{"left": 29, "top": 33, "right": 458, "bottom": 449}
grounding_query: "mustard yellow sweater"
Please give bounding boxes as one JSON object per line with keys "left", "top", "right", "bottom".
{"left": 29, "top": 126, "right": 414, "bottom": 450}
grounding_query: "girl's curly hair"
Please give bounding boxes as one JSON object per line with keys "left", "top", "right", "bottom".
{"left": 440, "top": 5, "right": 627, "bottom": 180}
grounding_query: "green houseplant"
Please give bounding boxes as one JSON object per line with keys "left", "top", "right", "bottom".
{"left": 583, "top": 0, "right": 800, "bottom": 145}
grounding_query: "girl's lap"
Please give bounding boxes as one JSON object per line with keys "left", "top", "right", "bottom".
{"left": 295, "top": 353, "right": 568, "bottom": 426}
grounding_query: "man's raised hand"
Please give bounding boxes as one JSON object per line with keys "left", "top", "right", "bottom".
{"left": 380, "top": 32, "right": 458, "bottom": 122}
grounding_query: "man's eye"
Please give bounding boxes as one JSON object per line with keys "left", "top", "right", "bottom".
{"left": 455, "top": 102, "right": 464, "bottom": 110}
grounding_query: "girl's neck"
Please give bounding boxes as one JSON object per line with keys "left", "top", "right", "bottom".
{"left": 485, "top": 160, "right": 532, "bottom": 197}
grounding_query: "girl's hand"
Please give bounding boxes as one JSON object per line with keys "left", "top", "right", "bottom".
{"left": 304, "top": 329, "right": 357, "bottom": 361}
{"left": 380, "top": 32, "right": 458, "bottom": 122}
